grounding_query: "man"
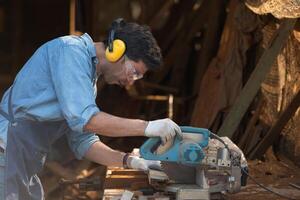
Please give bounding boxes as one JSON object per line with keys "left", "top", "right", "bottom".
{"left": 0, "top": 19, "right": 181, "bottom": 199}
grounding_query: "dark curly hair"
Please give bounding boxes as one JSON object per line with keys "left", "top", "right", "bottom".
{"left": 104, "top": 19, "right": 162, "bottom": 70}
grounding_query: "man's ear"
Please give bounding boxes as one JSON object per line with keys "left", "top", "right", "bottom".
{"left": 119, "top": 56, "right": 126, "bottom": 65}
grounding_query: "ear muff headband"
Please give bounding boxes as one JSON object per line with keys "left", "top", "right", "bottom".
{"left": 105, "top": 19, "right": 126, "bottom": 62}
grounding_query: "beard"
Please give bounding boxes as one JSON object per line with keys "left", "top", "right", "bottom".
{"left": 103, "top": 65, "right": 127, "bottom": 85}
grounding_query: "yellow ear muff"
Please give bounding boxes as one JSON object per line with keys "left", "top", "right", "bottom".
{"left": 105, "top": 39, "right": 126, "bottom": 62}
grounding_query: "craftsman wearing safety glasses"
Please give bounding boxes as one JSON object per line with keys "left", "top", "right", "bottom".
{"left": 0, "top": 19, "right": 182, "bottom": 199}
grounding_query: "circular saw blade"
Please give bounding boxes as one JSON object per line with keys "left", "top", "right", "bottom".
{"left": 161, "top": 162, "right": 196, "bottom": 184}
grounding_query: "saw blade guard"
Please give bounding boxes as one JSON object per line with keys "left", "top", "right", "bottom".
{"left": 140, "top": 126, "right": 210, "bottom": 164}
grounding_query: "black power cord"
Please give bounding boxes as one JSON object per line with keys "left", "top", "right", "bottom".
{"left": 241, "top": 167, "right": 297, "bottom": 200}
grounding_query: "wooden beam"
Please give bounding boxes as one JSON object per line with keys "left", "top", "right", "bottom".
{"left": 69, "top": 0, "right": 76, "bottom": 34}
{"left": 69, "top": 0, "right": 82, "bottom": 35}
{"left": 248, "top": 89, "right": 300, "bottom": 159}
{"left": 104, "top": 175, "right": 149, "bottom": 189}
{"left": 108, "top": 169, "right": 145, "bottom": 176}
{"left": 217, "top": 18, "right": 297, "bottom": 138}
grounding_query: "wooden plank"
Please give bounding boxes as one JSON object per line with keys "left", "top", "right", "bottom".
{"left": 289, "top": 183, "right": 300, "bottom": 190}
{"left": 104, "top": 175, "right": 149, "bottom": 189}
{"left": 244, "top": 124, "right": 263, "bottom": 156}
{"left": 191, "top": 59, "right": 223, "bottom": 127}
{"left": 248, "top": 89, "right": 300, "bottom": 159}
{"left": 238, "top": 97, "right": 264, "bottom": 149}
{"left": 69, "top": 0, "right": 76, "bottom": 34}
{"left": 109, "top": 169, "right": 146, "bottom": 176}
{"left": 217, "top": 18, "right": 297, "bottom": 138}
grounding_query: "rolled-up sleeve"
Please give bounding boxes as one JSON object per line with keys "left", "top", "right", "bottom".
{"left": 67, "top": 130, "right": 100, "bottom": 159}
{"left": 48, "top": 44, "right": 100, "bottom": 133}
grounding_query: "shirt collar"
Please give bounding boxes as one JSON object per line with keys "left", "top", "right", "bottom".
{"left": 80, "top": 33, "right": 97, "bottom": 58}
{"left": 80, "top": 33, "right": 99, "bottom": 80}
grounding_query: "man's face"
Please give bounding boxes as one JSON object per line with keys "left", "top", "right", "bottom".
{"left": 103, "top": 56, "right": 148, "bottom": 86}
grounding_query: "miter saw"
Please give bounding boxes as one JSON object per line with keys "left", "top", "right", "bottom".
{"left": 140, "top": 126, "right": 248, "bottom": 200}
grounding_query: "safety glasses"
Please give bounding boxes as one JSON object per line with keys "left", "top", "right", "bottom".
{"left": 124, "top": 55, "right": 143, "bottom": 81}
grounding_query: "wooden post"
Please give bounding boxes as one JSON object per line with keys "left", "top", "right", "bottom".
{"left": 168, "top": 94, "right": 174, "bottom": 119}
{"left": 69, "top": 0, "right": 76, "bottom": 34}
{"left": 217, "top": 19, "right": 297, "bottom": 138}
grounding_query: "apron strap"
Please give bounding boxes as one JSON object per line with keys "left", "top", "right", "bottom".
{"left": 8, "top": 86, "right": 15, "bottom": 122}
{"left": 0, "top": 86, "right": 15, "bottom": 123}
{"left": 0, "top": 109, "right": 12, "bottom": 122}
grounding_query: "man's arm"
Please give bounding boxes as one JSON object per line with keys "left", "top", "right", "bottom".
{"left": 84, "top": 140, "right": 125, "bottom": 167}
{"left": 84, "top": 140, "right": 161, "bottom": 171}
{"left": 84, "top": 111, "right": 148, "bottom": 137}
{"left": 84, "top": 111, "right": 182, "bottom": 144}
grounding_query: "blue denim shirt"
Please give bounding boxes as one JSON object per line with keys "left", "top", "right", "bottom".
{"left": 0, "top": 33, "right": 100, "bottom": 159}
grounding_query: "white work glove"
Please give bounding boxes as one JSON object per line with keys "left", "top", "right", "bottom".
{"left": 144, "top": 118, "right": 182, "bottom": 144}
{"left": 128, "top": 156, "right": 161, "bottom": 171}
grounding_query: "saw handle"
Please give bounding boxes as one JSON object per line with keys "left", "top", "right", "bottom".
{"left": 153, "top": 138, "right": 174, "bottom": 155}
{"left": 140, "top": 126, "right": 211, "bottom": 162}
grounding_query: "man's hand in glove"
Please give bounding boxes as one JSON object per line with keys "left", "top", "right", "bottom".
{"left": 127, "top": 155, "right": 161, "bottom": 171}
{"left": 144, "top": 118, "right": 182, "bottom": 144}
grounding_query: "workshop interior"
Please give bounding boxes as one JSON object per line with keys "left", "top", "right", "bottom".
{"left": 0, "top": 0, "right": 300, "bottom": 199}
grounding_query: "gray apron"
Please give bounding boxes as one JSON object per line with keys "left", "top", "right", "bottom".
{"left": 0, "top": 86, "right": 71, "bottom": 200}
